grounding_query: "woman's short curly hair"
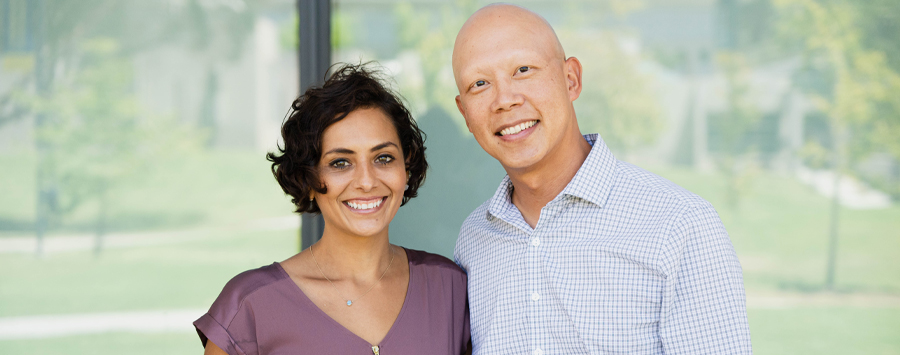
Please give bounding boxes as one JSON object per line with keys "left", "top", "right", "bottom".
{"left": 266, "top": 63, "right": 427, "bottom": 214}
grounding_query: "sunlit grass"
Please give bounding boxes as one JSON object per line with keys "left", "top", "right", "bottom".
{"left": 749, "top": 308, "right": 900, "bottom": 355}
{"left": 0, "top": 150, "right": 295, "bottom": 235}
{"left": 0, "top": 228, "right": 296, "bottom": 317}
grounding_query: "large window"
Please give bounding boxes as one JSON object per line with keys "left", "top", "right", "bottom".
{"left": 335, "top": 0, "right": 900, "bottom": 353}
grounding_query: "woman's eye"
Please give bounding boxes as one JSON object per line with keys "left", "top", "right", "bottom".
{"left": 375, "top": 155, "right": 394, "bottom": 165}
{"left": 330, "top": 159, "right": 350, "bottom": 169}
{"left": 518, "top": 66, "right": 530, "bottom": 73}
{"left": 474, "top": 80, "right": 486, "bottom": 87}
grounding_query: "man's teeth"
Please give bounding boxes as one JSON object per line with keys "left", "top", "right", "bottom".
{"left": 347, "top": 199, "right": 383, "bottom": 210}
{"left": 500, "top": 120, "right": 537, "bottom": 136}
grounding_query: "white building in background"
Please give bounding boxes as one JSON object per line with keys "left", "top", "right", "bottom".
{"left": 0, "top": 13, "right": 297, "bottom": 154}
{"left": 133, "top": 16, "right": 298, "bottom": 153}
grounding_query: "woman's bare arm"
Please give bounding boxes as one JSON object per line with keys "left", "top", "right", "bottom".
{"left": 203, "top": 340, "right": 229, "bottom": 355}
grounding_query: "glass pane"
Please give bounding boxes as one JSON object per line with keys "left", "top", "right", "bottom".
{"left": 334, "top": 0, "right": 900, "bottom": 353}
{"left": 0, "top": 0, "right": 298, "bottom": 353}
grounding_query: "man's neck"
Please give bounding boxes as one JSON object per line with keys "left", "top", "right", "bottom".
{"left": 507, "top": 132, "right": 592, "bottom": 228}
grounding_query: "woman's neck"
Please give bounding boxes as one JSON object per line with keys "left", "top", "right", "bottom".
{"left": 311, "top": 229, "right": 395, "bottom": 283}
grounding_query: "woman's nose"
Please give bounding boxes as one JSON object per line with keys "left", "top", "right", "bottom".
{"left": 354, "top": 163, "right": 377, "bottom": 191}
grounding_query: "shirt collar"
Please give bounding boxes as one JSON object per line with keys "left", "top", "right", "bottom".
{"left": 561, "top": 133, "right": 617, "bottom": 207}
{"left": 486, "top": 133, "right": 617, "bottom": 220}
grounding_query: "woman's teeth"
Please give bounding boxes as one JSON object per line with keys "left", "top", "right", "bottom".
{"left": 500, "top": 120, "right": 537, "bottom": 136}
{"left": 346, "top": 198, "right": 383, "bottom": 210}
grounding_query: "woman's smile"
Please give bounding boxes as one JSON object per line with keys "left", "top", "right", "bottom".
{"left": 344, "top": 196, "right": 387, "bottom": 212}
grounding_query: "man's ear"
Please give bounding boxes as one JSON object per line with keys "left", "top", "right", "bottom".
{"left": 456, "top": 95, "right": 474, "bottom": 133}
{"left": 565, "top": 57, "right": 583, "bottom": 101}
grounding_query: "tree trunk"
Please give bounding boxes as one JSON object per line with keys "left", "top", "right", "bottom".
{"left": 825, "top": 171, "right": 840, "bottom": 290}
{"left": 93, "top": 187, "right": 108, "bottom": 257}
{"left": 825, "top": 120, "right": 846, "bottom": 291}
{"left": 33, "top": 0, "right": 51, "bottom": 257}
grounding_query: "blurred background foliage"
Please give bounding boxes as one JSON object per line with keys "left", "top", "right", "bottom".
{"left": 0, "top": 0, "right": 898, "bottom": 354}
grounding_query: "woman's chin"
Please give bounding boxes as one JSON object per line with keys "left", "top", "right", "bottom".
{"left": 330, "top": 212, "right": 398, "bottom": 239}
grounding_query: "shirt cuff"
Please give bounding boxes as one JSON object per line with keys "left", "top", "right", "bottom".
{"left": 193, "top": 313, "right": 247, "bottom": 355}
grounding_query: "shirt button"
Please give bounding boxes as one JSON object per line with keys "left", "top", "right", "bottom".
{"left": 531, "top": 292, "right": 541, "bottom": 301}
{"left": 533, "top": 349, "right": 544, "bottom": 355}
{"left": 531, "top": 237, "right": 540, "bottom": 247}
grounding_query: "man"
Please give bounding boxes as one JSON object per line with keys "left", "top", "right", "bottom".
{"left": 452, "top": 4, "right": 752, "bottom": 354}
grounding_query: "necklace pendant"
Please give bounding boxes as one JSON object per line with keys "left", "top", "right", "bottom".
{"left": 347, "top": 300, "right": 352, "bottom": 306}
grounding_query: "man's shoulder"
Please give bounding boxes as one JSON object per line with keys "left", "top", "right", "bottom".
{"left": 612, "top": 160, "right": 708, "bottom": 211}
{"left": 455, "top": 198, "right": 497, "bottom": 265}
{"left": 461, "top": 198, "right": 492, "bottom": 228}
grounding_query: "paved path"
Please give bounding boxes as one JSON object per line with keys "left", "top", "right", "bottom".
{"left": 746, "top": 290, "right": 900, "bottom": 309}
{"left": 0, "top": 309, "right": 205, "bottom": 340}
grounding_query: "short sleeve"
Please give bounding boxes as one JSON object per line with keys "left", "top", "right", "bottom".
{"left": 194, "top": 312, "right": 254, "bottom": 355}
{"left": 194, "top": 264, "right": 283, "bottom": 355}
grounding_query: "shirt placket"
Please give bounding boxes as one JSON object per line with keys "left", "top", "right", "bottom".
{"left": 528, "top": 200, "right": 563, "bottom": 355}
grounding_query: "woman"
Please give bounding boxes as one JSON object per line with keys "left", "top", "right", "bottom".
{"left": 194, "top": 64, "right": 470, "bottom": 355}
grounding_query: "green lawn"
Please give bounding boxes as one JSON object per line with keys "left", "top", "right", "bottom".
{"left": 749, "top": 308, "right": 900, "bottom": 355}
{"left": 1, "top": 154, "right": 898, "bottom": 354}
{"left": 0, "top": 229, "right": 297, "bottom": 317}
{"left": 0, "top": 150, "right": 295, "bottom": 235}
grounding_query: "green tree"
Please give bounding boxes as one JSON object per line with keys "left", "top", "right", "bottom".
{"left": 5, "top": 0, "right": 261, "bottom": 255}
{"left": 18, "top": 39, "right": 191, "bottom": 254}
{"left": 774, "top": 0, "right": 900, "bottom": 289}
{"left": 563, "top": 28, "right": 663, "bottom": 155}
{"left": 393, "top": 0, "right": 477, "bottom": 123}
{"left": 558, "top": 2, "right": 664, "bottom": 156}
{"left": 709, "top": 53, "right": 763, "bottom": 210}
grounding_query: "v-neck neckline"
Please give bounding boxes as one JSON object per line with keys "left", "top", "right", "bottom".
{"left": 275, "top": 247, "right": 414, "bottom": 348}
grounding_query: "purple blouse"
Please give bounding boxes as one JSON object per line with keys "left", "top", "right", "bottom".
{"left": 194, "top": 248, "right": 470, "bottom": 355}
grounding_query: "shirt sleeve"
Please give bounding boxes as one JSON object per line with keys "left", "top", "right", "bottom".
{"left": 194, "top": 272, "right": 263, "bottom": 355}
{"left": 658, "top": 201, "right": 752, "bottom": 354}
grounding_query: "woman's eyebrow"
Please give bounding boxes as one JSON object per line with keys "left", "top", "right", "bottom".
{"left": 370, "top": 142, "right": 399, "bottom": 152}
{"left": 324, "top": 147, "right": 354, "bottom": 155}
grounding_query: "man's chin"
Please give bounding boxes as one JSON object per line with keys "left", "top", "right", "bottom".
{"left": 496, "top": 152, "right": 545, "bottom": 173}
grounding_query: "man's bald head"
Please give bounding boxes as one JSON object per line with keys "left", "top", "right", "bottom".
{"left": 450, "top": 3, "right": 585, "bottom": 174}
{"left": 452, "top": 4, "right": 566, "bottom": 83}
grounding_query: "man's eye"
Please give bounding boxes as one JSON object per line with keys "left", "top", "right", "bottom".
{"left": 330, "top": 159, "right": 350, "bottom": 169}
{"left": 518, "top": 66, "right": 530, "bottom": 73}
{"left": 375, "top": 155, "right": 394, "bottom": 165}
{"left": 474, "top": 80, "right": 486, "bottom": 87}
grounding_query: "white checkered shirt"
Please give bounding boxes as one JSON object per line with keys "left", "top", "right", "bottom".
{"left": 455, "top": 134, "right": 752, "bottom": 355}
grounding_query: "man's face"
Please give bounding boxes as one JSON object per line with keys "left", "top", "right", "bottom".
{"left": 453, "top": 10, "right": 582, "bottom": 172}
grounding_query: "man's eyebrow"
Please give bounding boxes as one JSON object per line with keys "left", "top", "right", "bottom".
{"left": 371, "top": 141, "right": 399, "bottom": 152}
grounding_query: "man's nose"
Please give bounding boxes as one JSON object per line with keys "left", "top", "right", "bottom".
{"left": 491, "top": 78, "right": 524, "bottom": 112}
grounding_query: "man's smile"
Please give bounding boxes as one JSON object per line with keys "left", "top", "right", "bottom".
{"left": 497, "top": 120, "right": 539, "bottom": 136}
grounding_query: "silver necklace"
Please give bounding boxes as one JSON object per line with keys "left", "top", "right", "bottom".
{"left": 310, "top": 243, "right": 395, "bottom": 307}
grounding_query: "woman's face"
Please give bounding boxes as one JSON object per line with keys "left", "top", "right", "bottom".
{"left": 314, "top": 107, "right": 407, "bottom": 239}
